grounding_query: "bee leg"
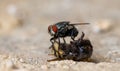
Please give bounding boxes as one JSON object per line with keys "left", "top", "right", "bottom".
{"left": 52, "top": 46, "right": 58, "bottom": 57}
{"left": 47, "top": 58, "right": 63, "bottom": 62}
{"left": 58, "top": 38, "right": 61, "bottom": 58}
{"left": 48, "top": 54, "right": 54, "bottom": 56}
{"left": 82, "top": 58, "right": 92, "bottom": 62}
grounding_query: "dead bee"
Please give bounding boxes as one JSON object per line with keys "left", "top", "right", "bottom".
{"left": 48, "top": 32, "right": 93, "bottom": 62}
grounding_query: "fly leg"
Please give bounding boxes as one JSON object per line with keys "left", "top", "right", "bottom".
{"left": 80, "top": 32, "right": 85, "bottom": 40}
{"left": 71, "top": 30, "right": 75, "bottom": 41}
{"left": 71, "top": 36, "right": 75, "bottom": 41}
{"left": 50, "top": 37, "right": 54, "bottom": 44}
{"left": 50, "top": 37, "right": 57, "bottom": 48}
{"left": 58, "top": 37, "right": 60, "bottom": 45}
{"left": 78, "top": 32, "right": 85, "bottom": 42}
{"left": 63, "top": 38, "right": 66, "bottom": 44}
{"left": 49, "top": 38, "right": 54, "bottom": 49}
{"left": 50, "top": 37, "right": 58, "bottom": 57}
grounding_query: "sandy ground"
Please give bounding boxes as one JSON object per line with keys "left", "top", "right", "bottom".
{"left": 0, "top": 0, "right": 120, "bottom": 71}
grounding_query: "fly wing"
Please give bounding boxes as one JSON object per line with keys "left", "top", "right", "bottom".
{"left": 70, "top": 23, "right": 90, "bottom": 25}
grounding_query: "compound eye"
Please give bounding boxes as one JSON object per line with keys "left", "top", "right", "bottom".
{"left": 52, "top": 25, "right": 58, "bottom": 33}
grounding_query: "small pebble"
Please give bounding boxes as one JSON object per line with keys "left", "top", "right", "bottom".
{"left": 62, "top": 65, "right": 69, "bottom": 69}
{"left": 92, "top": 20, "right": 113, "bottom": 33}
{"left": 41, "top": 65, "right": 48, "bottom": 69}
{"left": 6, "top": 4, "right": 17, "bottom": 16}
{"left": 6, "top": 60, "right": 14, "bottom": 68}
{"left": 19, "top": 58, "right": 24, "bottom": 63}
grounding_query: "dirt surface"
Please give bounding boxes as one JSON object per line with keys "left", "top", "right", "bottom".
{"left": 0, "top": 0, "right": 120, "bottom": 71}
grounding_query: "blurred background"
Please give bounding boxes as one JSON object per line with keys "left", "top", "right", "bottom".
{"left": 0, "top": 0, "right": 120, "bottom": 70}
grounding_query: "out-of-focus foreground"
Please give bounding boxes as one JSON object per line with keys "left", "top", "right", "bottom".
{"left": 0, "top": 0, "right": 120, "bottom": 71}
